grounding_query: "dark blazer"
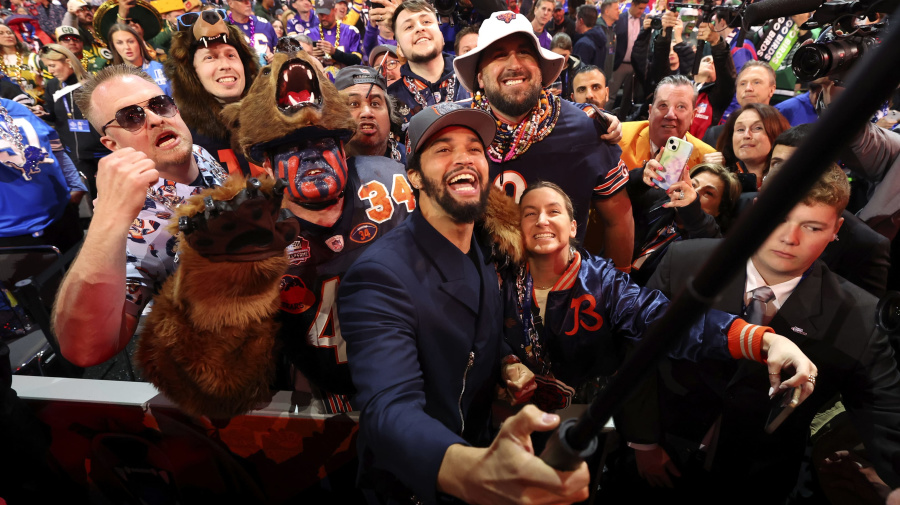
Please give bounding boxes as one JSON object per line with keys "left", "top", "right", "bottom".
{"left": 615, "top": 10, "right": 644, "bottom": 68}
{"left": 645, "top": 239, "right": 900, "bottom": 500}
{"left": 338, "top": 210, "right": 504, "bottom": 505}
{"left": 735, "top": 193, "right": 891, "bottom": 297}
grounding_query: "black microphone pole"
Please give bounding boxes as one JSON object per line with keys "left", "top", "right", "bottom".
{"left": 541, "top": 4, "right": 900, "bottom": 471}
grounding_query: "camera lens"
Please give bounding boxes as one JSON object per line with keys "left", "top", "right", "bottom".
{"left": 876, "top": 292, "right": 900, "bottom": 335}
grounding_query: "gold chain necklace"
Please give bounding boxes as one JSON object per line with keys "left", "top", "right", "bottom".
{"left": 318, "top": 19, "right": 341, "bottom": 52}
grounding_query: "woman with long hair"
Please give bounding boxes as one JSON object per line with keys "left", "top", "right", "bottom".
{"left": 40, "top": 43, "right": 107, "bottom": 199}
{"left": 714, "top": 103, "right": 791, "bottom": 191}
{"left": 107, "top": 23, "right": 171, "bottom": 95}
{"left": 0, "top": 22, "right": 43, "bottom": 104}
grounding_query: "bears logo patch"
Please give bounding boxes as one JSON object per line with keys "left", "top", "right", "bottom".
{"left": 496, "top": 12, "right": 516, "bottom": 23}
{"left": 350, "top": 223, "right": 378, "bottom": 244}
{"left": 280, "top": 275, "right": 316, "bottom": 314}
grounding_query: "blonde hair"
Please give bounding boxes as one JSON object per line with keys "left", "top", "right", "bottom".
{"left": 40, "top": 43, "right": 89, "bottom": 82}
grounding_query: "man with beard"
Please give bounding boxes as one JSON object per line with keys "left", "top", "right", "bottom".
{"left": 308, "top": 0, "right": 362, "bottom": 80}
{"left": 55, "top": 25, "right": 109, "bottom": 74}
{"left": 53, "top": 65, "right": 228, "bottom": 368}
{"left": 386, "top": 0, "right": 471, "bottom": 126}
{"left": 572, "top": 64, "right": 608, "bottom": 108}
{"left": 66, "top": 0, "right": 105, "bottom": 51}
{"left": 338, "top": 102, "right": 591, "bottom": 505}
{"left": 454, "top": 10, "right": 634, "bottom": 270}
{"left": 335, "top": 65, "right": 406, "bottom": 163}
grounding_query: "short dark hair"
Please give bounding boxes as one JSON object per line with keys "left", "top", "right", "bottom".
{"left": 391, "top": 0, "right": 437, "bottom": 34}
{"left": 772, "top": 123, "right": 815, "bottom": 149}
{"left": 600, "top": 0, "right": 618, "bottom": 15}
{"left": 690, "top": 163, "right": 741, "bottom": 230}
{"left": 574, "top": 64, "right": 602, "bottom": 79}
{"left": 576, "top": 4, "right": 597, "bottom": 27}
{"left": 454, "top": 24, "right": 479, "bottom": 55}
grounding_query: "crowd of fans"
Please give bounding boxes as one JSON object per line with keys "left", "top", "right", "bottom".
{"left": 3, "top": 0, "right": 900, "bottom": 503}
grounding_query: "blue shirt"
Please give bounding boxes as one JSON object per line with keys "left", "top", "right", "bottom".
{"left": 775, "top": 92, "right": 818, "bottom": 127}
{"left": 0, "top": 98, "right": 81, "bottom": 237}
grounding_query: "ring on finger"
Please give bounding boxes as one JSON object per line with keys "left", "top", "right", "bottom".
{"left": 678, "top": 190, "right": 685, "bottom": 200}
{"left": 808, "top": 374, "right": 817, "bottom": 385}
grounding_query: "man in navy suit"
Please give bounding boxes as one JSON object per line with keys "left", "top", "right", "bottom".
{"left": 338, "top": 103, "right": 591, "bottom": 504}
{"left": 608, "top": 0, "right": 647, "bottom": 109}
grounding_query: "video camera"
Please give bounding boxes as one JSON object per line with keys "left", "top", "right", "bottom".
{"left": 667, "top": 0, "right": 748, "bottom": 29}
{"left": 742, "top": 0, "right": 897, "bottom": 81}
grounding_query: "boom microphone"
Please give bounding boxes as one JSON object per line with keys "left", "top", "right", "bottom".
{"left": 744, "top": 0, "right": 824, "bottom": 26}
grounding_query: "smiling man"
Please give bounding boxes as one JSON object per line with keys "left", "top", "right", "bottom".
{"left": 619, "top": 74, "right": 715, "bottom": 171}
{"left": 387, "top": 0, "right": 470, "bottom": 126}
{"left": 338, "top": 102, "right": 591, "bottom": 504}
{"left": 453, "top": 10, "right": 633, "bottom": 269}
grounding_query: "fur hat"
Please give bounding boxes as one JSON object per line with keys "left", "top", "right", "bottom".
{"left": 165, "top": 9, "right": 259, "bottom": 141}
{"left": 220, "top": 49, "right": 356, "bottom": 165}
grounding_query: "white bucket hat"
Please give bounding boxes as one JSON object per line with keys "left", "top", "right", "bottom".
{"left": 452, "top": 10, "right": 566, "bottom": 93}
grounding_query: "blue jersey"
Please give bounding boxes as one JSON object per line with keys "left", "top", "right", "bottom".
{"left": 277, "top": 156, "right": 414, "bottom": 414}
{"left": 142, "top": 60, "right": 171, "bottom": 96}
{"left": 486, "top": 99, "right": 628, "bottom": 241}
{"left": 0, "top": 98, "right": 71, "bottom": 237}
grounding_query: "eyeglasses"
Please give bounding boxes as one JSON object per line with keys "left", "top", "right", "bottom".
{"left": 102, "top": 95, "right": 178, "bottom": 135}
{"left": 176, "top": 9, "right": 227, "bottom": 31}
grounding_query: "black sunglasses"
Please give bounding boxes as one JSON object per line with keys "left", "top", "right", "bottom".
{"left": 39, "top": 46, "right": 66, "bottom": 57}
{"left": 102, "top": 95, "right": 178, "bottom": 135}
{"left": 176, "top": 9, "right": 227, "bottom": 31}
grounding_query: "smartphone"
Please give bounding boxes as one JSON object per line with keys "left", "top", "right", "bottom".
{"left": 654, "top": 136, "right": 694, "bottom": 190}
{"left": 764, "top": 386, "right": 801, "bottom": 434}
{"left": 884, "top": 109, "right": 900, "bottom": 121}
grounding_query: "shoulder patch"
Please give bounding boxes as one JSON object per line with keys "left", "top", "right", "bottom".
{"left": 350, "top": 222, "right": 378, "bottom": 244}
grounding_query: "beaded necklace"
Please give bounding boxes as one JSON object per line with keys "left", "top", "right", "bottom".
{"left": 229, "top": 12, "right": 256, "bottom": 45}
{"left": 0, "top": 103, "right": 48, "bottom": 181}
{"left": 402, "top": 73, "right": 457, "bottom": 109}
{"left": 473, "top": 89, "right": 560, "bottom": 163}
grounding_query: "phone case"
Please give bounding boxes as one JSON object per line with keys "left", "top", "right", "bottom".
{"left": 655, "top": 137, "right": 694, "bottom": 190}
{"left": 764, "top": 387, "right": 801, "bottom": 434}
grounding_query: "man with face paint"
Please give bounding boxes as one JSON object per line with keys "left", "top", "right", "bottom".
{"left": 251, "top": 125, "right": 414, "bottom": 414}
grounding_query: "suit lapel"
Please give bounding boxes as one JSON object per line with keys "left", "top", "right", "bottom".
{"left": 408, "top": 210, "right": 481, "bottom": 315}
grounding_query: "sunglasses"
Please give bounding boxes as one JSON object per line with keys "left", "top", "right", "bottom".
{"left": 176, "top": 9, "right": 227, "bottom": 31}
{"left": 102, "top": 95, "right": 178, "bottom": 135}
{"left": 39, "top": 46, "right": 66, "bottom": 57}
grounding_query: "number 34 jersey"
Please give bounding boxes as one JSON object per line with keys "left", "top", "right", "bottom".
{"left": 277, "top": 155, "right": 415, "bottom": 413}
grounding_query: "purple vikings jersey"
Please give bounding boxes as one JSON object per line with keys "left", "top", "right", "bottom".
{"left": 277, "top": 155, "right": 414, "bottom": 414}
